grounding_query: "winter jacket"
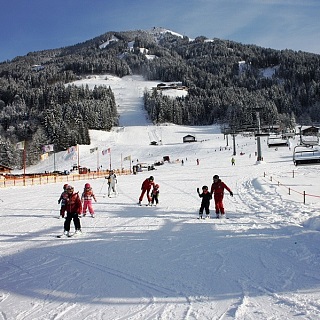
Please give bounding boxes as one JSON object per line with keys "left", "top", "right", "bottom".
{"left": 81, "top": 188, "right": 96, "bottom": 202}
{"left": 65, "top": 192, "right": 82, "bottom": 214}
{"left": 106, "top": 173, "right": 117, "bottom": 185}
{"left": 141, "top": 179, "right": 154, "bottom": 191}
{"left": 58, "top": 191, "right": 68, "bottom": 206}
{"left": 198, "top": 191, "right": 212, "bottom": 204}
{"left": 152, "top": 187, "right": 159, "bottom": 196}
{"left": 210, "top": 179, "right": 231, "bottom": 195}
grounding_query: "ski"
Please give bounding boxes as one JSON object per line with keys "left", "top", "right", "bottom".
{"left": 56, "top": 231, "right": 84, "bottom": 238}
{"left": 56, "top": 233, "right": 73, "bottom": 238}
{"left": 197, "top": 214, "right": 211, "bottom": 219}
{"left": 137, "top": 202, "right": 153, "bottom": 206}
{"left": 197, "top": 216, "right": 229, "bottom": 220}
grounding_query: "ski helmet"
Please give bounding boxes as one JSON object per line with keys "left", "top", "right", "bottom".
{"left": 149, "top": 176, "right": 154, "bottom": 181}
{"left": 85, "top": 183, "right": 91, "bottom": 189}
{"left": 213, "top": 175, "right": 219, "bottom": 180}
{"left": 63, "top": 183, "right": 69, "bottom": 189}
{"left": 202, "top": 185, "right": 208, "bottom": 190}
{"left": 155, "top": 184, "right": 159, "bottom": 188}
{"left": 66, "top": 185, "right": 74, "bottom": 191}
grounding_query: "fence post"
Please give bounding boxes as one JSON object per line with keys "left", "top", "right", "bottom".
{"left": 293, "top": 170, "right": 295, "bottom": 178}
{"left": 288, "top": 188, "right": 290, "bottom": 195}
{"left": 303, "top": 191, "right": 306, "bottom": 204}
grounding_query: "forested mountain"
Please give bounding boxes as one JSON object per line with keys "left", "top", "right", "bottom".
{"left": 0, "top": 27, "right": 319, "bottom": 168}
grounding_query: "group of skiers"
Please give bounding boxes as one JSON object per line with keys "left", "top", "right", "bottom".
{"left": 197, "top": 175, "right": 233, "bottom": 219}
{"left": 57, "top": 171, "right": 232, "bottom": 236}
{"left": 57, "top": 169, "right": 122, "bottom": 236}
{"left": 58, "top": 182, "right": 98, "bottom": 236}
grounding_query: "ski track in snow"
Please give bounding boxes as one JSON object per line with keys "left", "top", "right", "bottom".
{"left": 1, "top": 75, "right": 320, "bottom": 319}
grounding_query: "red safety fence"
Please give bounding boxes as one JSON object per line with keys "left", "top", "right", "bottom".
{"left": 263, "top": 171, "right": 320, "bottom": 204}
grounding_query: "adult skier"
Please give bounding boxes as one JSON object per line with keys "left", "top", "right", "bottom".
{"left": 106, "top": 170, "right": 117, "bottom": 197}
{"left": 138, "top": 176, "right": 155, "bottom": 206}
{"left": 210, "top": 175, "right": 233, "bottom": 218}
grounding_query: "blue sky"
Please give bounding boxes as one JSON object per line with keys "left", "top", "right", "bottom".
{"left": 1, "top": 0, "right": 320, "bottom": 62}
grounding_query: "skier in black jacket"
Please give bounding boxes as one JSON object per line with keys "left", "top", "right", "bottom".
{"left": 197, "top": 185, "right": 212, "bottom": 219}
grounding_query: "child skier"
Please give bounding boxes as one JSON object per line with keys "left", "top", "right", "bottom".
{"left": 81, "top": 183, "right": 97, "bottom": 218}
{"left": 58, "top": 183, "right": 69, "bottom": 218}
{"left": 197, "top": 185, "right": 212, "bottom": 219}
{"left": 151, "top": 184, "right": 160, "bottom": 206}
{"left": 60, "top": 185, "right": 82, "bottom": 237}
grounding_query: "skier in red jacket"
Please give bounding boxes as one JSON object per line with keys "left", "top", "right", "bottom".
{"left": 210, "top": 175, "right": 233, "bottom": 218}
{"left": 63, "top": 185, "right": 83, "bottom": 236}
{"left": 138, "top": 176, "right": 155, "bottom": 206}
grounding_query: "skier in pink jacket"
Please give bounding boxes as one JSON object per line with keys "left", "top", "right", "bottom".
{"left": 81, "top": 183, "right": 97, "bottom": 217}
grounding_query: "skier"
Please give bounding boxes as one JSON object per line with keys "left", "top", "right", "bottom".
{"left": 231, "top": 157, "right": 235, "bottom": 166}
{"left": 105, "top": 170, "right": 117, "bottom": 197}
{"left": 81, "top": 183, "right": 97, "bottom": 217}
{"left": 58, "top": 183, "right": 69, "bottom": 218}
{"left": 151, "top": 184, "right": 160, "bottom": 206}
{"left": 138, "top": 176, "right": 155, "bottom": 206}
{"left": 197, "top": 185, "right": 212, "bottom": 219}
{"left": 62, "top": 185, "right": 82, "bottom": 236}
{"left": 210, "top": 175, "right": 233, "bottom": 218}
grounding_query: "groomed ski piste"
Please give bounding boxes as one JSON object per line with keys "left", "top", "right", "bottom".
{"left": 1, "top": 75, "right": 320, "bottom": 320}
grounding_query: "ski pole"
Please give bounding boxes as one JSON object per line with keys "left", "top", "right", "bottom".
{"left": 99, "top": 178, "right": 106, "bottom": 193}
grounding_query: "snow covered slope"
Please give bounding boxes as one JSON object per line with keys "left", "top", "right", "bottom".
{"left": 1, "top": 75, "right": 320, "bottom": 320}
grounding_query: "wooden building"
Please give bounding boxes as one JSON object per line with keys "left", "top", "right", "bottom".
{"left": 301, "top": 126, "right": 319, "bottom": 136}
{"left": 0, "top": 164, "right": 12, "bottom": 174}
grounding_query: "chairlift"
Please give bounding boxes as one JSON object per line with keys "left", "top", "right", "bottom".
{"left": 267, "top": 135, "right": 289, "bottom": 148}
{"left": 293, "top": 144, "right": 320, "bottom": 166}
